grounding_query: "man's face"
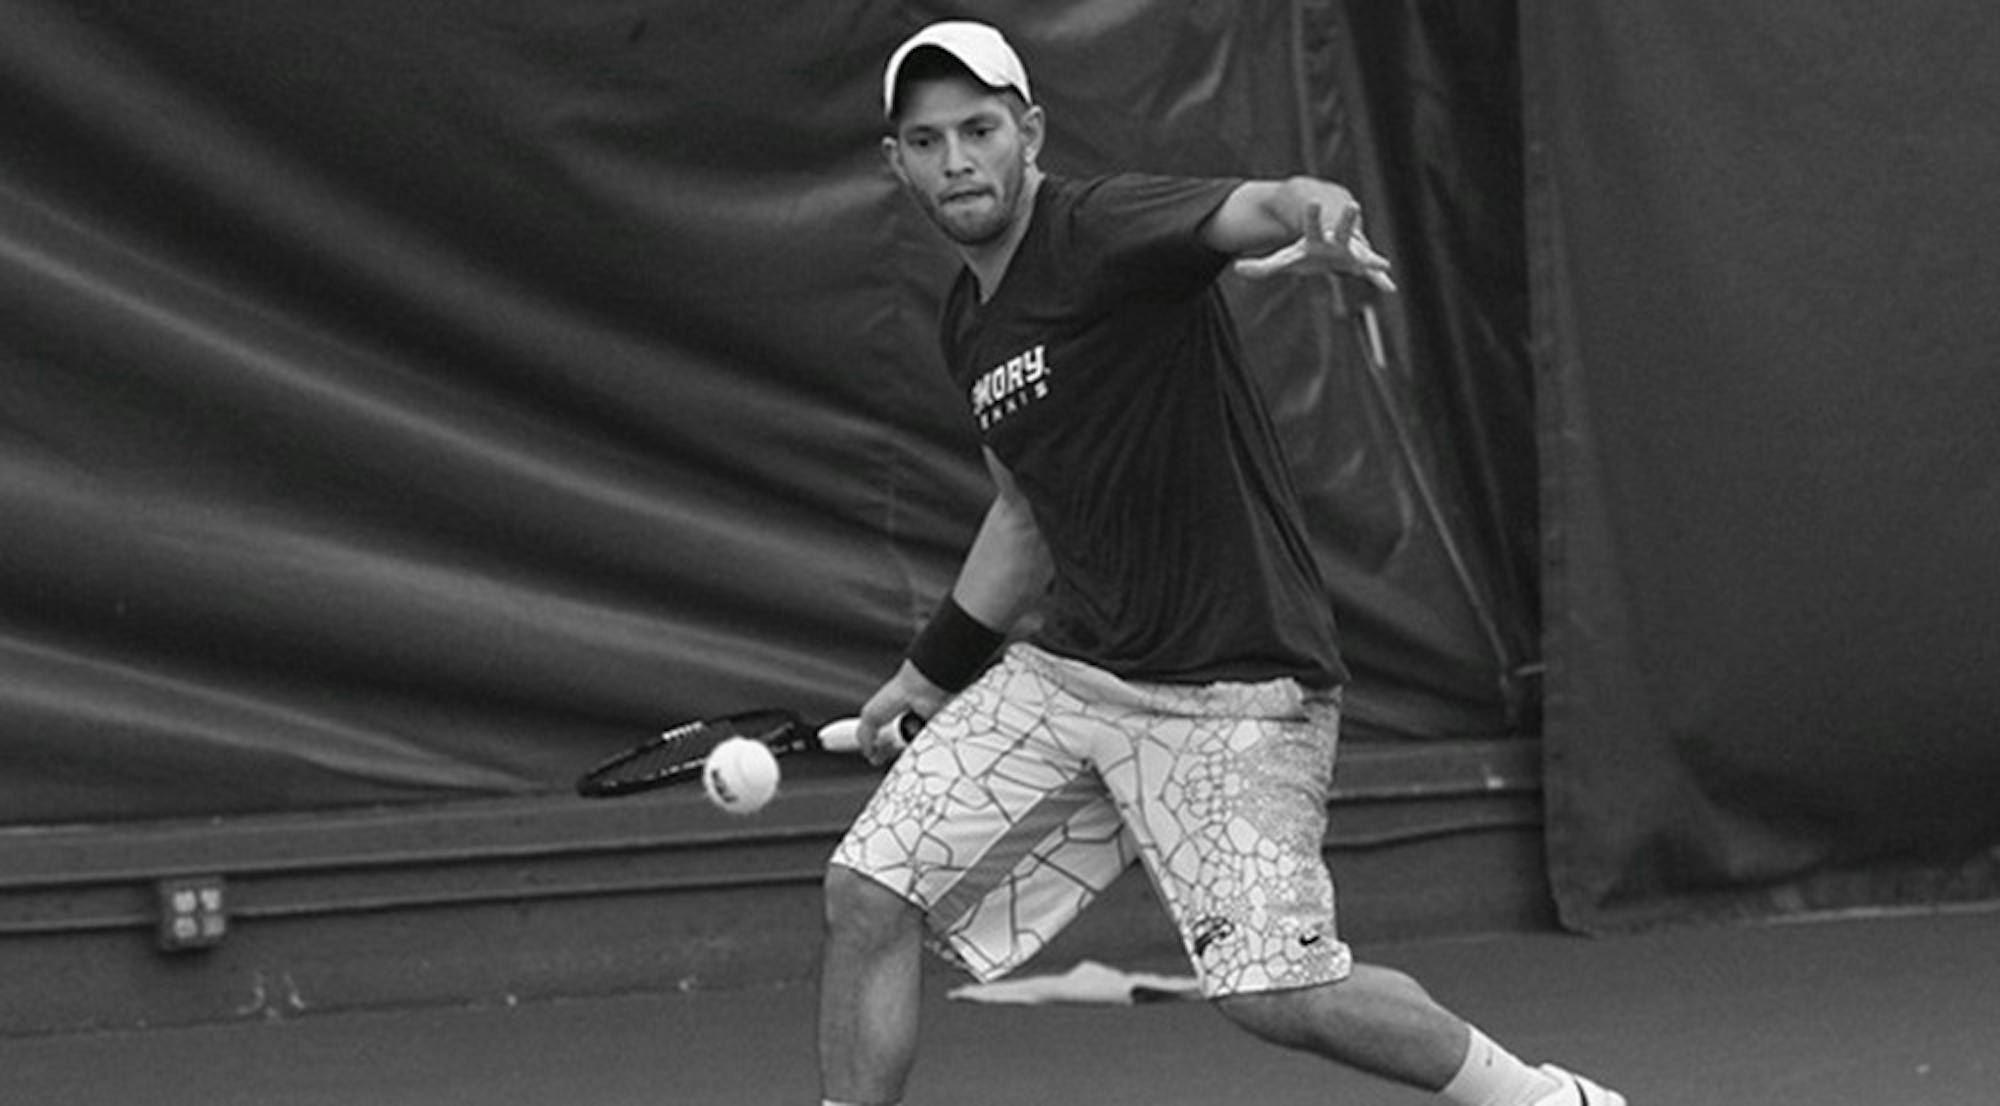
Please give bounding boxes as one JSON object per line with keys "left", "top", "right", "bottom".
{"left": 885, "top": 77, "right": 1042, "bottom": 247}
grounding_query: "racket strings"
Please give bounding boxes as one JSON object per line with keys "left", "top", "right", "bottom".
{"left": 626, "top": 732, "right": 712, "bottom": 780}
{"left": 608, "top": 722, "right": 724, "bottom": 784}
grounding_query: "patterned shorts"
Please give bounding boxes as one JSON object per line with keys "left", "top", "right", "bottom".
{"left": 830, "top": 644, "right": 1351, "bottom": 998}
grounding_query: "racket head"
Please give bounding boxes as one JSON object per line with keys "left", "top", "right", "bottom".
{"left": 575, "top": 708, "right": 804, "bottom": 798}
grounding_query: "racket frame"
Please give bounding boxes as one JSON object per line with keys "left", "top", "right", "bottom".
{"left": 574, "top": 708, "right": 806, "bottom": 798}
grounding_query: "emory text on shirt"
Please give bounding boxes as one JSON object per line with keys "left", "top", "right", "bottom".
{"left": 970, "top": 344, "right": 1051, "bottom": 431}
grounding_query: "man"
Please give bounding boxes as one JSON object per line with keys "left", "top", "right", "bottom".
{"left": 820, "top": 20, "right": 1625, "bottom": 1106}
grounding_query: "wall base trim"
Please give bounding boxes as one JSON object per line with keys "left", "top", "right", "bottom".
{"left": 0, "top": 738, "right": 1552, "bottom": 1036}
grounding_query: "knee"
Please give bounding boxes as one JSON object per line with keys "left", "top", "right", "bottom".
{"left": 1349, "top": 963, "right": 1435, "bottom": 1007}
{"left": 822, "top": 865, "right": 920, "bottom": 951}
{"left": 1212, "top": 965, "right": 1436, "bottom": 1045}
{"left": 1214, "top": 987, "right": 1321, "bottom": 1047}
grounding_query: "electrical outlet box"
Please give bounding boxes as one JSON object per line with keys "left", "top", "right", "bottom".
{"left": 156, "top": 875, "right": 228, "bottom": 951}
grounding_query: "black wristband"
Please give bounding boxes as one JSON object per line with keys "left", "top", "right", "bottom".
{"left": 906, "top": 596, "right": 1004, "bottom": 692}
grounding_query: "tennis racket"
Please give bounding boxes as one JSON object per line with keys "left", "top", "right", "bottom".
{"left": 574, "top": 709, "right": 922, "bottom": 798}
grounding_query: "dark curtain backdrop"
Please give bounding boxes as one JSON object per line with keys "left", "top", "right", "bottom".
{"left": 1337, "top": 0, "right": 1538, "bottom": 734}
{"left": 1528, "top": 0, "right": 2000, "bottom": 929}
{"left": 2, "top": 1, "right": 1534, "bottom": 825}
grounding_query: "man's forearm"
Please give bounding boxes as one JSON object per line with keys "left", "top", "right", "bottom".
{"left": 950, "top": 484, "right": 1051, "bottom": 633}
{"left": 897, "top": 472, "right": 1047, "bottom": 699}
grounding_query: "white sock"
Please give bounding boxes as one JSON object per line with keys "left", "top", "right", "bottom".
{"left": 1438, "top": 1027, "right": 1561, "bottom": 1106}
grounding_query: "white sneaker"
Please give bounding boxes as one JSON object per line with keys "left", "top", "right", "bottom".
{"left": 1534, "top": 1064, "right": 1627, "bottom": 1106}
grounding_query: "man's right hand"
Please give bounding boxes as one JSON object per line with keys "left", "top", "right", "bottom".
{"left": 856, "top": 661, "right": 948, "bottom": 765}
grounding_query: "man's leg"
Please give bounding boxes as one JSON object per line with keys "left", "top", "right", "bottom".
{"left": 1214, "top": 963, "right": 1470, "bottom": 1087}
{"left": 818, "top": 651, "right": 1133, "bottom": 1105}
{"left": 1216, "top": 967, "right": 1621, "bottom": 1106}
{"left": 819, "top": 866, "right": 925, "bottom": 1106}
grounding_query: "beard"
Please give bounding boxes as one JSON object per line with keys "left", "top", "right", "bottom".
{"left": 920, "top": 162, "right": 1027, "bottom": 247}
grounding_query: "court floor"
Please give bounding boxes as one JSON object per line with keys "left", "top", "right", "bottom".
{"left": 2, "top": 908, "right": 1993, "bottom": 1105}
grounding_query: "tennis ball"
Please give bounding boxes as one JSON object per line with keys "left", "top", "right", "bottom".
{"left": 702, "top": 737, "right": 780, "bottom": 815}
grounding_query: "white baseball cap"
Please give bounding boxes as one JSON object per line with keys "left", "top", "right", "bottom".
{"left": 883, "top": 21, "right": 1033, "bottom": 119}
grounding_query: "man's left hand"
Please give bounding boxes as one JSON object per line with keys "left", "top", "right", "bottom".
{"left": 1234, "top": 201, "right": 1397, "bottom": 292}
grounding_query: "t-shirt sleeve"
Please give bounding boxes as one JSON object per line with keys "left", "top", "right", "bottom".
{"left": 1056, "top": 174, "right": 1243, "bottom": 303}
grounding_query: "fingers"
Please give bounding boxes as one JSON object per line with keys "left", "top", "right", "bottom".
{"left": 1321, "top": 201, "right": 1360, "bottom": 247}
{"left": 1231, "top": 237, "right": 1309, "bottom": 279}
{"left": 858, "top": 721, "right": 903, "bottom": 765}
{"left": 855, "top": 689, "right": 905, "bottom": 765}
{"left": 858, "top": 664, "right": 946, "bottom": 765}
{"left": 1317, "top": 197, "right": 1396, "bottom": 291}
{"left": 856, "top": 711, "right": 926, "bottom": 765}
{"left": 1348, "top": 231, "right": 1398, "bottom": 292}
{"left": 1231, "top": 184, "right": 1395, "bottom": 288}
{"left": 861, "top": 724, "right": 903, "bottom": 766}
{"left": 855, "top": 706, "right": 910, "bottom": 766}
{"left": 1304, "top": 198, "right": 1360, "bottom": 247}
{"left": 1232, "top": 204, "right": 1396, "bottom": 291}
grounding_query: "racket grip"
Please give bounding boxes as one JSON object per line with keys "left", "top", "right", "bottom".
{"left": 816, "top": 712, "right": 923, "bottom": 754}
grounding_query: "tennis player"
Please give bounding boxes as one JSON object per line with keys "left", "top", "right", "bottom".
{"left": 820, "top": 21, "right": 1625, "bottom": 1106}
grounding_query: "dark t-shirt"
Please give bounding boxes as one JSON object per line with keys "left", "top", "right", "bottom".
{"left": 939, "top": 174, "right": 1347, "bottom": 688}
